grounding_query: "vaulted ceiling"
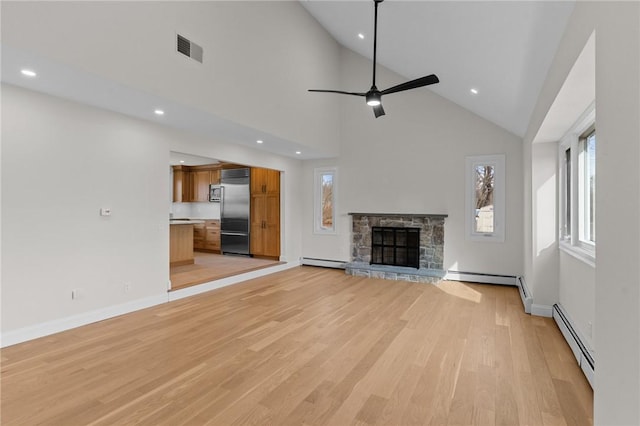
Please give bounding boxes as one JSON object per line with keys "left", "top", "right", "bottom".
{"left": 2, "top": 1, "right": 577, "bottom": 160}
{"left": 301, "top": 0, "right": 575, "bottom": 137}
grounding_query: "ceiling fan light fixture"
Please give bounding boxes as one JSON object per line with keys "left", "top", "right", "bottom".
{"left": 366, "top": 91, "right": 381, "bottom": 106}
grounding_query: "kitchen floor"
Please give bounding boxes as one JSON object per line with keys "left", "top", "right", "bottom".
{"left": 169, "top": 252, "right": 281, "bottom": 291}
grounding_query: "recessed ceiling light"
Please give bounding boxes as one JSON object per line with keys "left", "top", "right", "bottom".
{"left": 256, "top": 140, "right": 263, "bottom": 144}
{"left": 21, "top": 69, "right": 37, "bottom": 77}
{"left": 470, "top": 88, "right": 479, "bottom": 95}
{"left": 358, "top": 33, "right": 365, "bottom": 39}
{"left": 154, "top": 109, "right": 165, "bottom": 115}
{"left": 179, "top": 160, "right": 185, "bottom": 163}
{"left": 295, "top": 151, "right": 301, "bottom": 155}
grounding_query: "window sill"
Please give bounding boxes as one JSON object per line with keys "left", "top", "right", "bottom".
{"left": 313, "top": 231, "right": 337, "bottom": 236}
{"left": 559, "top": 240, "right": 595, "bottom": 268}
{"left": 468, "top": 233, "right": 505, "bottom": 243}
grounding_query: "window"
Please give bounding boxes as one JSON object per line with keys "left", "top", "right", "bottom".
{"left": 579, "top": 127, "right": 596, "bottom": 244}
{"left": 466, "top": 155, "right": 505, "bottom": 242}
{"left": 562, "top": 146, "right": 572, "bottom": 240}
{"left": 559, "top": 103, "right": 595, "bottom": 266}
{"left": 314, "top": 167, "right": 337, "bottom": 234}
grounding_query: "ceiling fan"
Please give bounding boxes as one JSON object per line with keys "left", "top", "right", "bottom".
{"left": 309, "top": 0, "right": 440, "bottom": 118}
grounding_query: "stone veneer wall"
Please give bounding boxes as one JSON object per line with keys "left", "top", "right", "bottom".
{"left": 346, "top": 213, "right": 447, "bottom": 283}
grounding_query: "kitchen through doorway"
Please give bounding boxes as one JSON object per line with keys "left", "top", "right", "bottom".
{"left": 169, "top": 151, "right": 282, "bottom": 291}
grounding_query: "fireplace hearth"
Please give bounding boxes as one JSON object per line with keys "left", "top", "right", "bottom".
{"left": 346, "top": 213, "right": 447, "bottom": 283}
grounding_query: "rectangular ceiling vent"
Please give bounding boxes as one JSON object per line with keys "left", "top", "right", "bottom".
{"left": 176, "top": 34, "right": 203, "bottom": 63}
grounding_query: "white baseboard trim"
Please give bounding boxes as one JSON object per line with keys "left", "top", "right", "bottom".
{"left": 552, "top": 304, "right": 595, "bottom": 388}
{"left": 1, "top": 293, "right": 168, "bottom": 348}
{"left": 168, "top": 260, "right": 300, "bottom": 302}
{"left": 517, "top": 276, "right": 533, "bottom": 314}
{"left": 531, "top": 304, "right": 553, "bottom": 317}
{"left": 300, "top": 258, "right": 346, "bottom": 269}
{"left": 444, "top": 271, "right": 518, "bottom": 286}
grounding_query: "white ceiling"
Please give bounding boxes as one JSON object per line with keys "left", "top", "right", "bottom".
{"left": 301, "top": 0, "right": 576, "bottom": 137}
{"left": 1, "top": 44, "right": 326, "bottom": 161}
{"left": 2, "top": 0, "right": 577, "bottom": 161}
{"left": 170, "top": 152, "right": 221, "bottom": 166}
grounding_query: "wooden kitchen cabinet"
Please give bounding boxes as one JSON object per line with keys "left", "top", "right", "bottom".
{"left": 170, "top": 224, "right": 194, "bottom": 266}
{"left": 194, "top": 220, "right": 220, "bottom": 253}
{"left": 250, "top": 168, "right": 280, "bottom": 259}
{"left": 204, "top": 220, "right": 220, "bottom": 252}
{"left": 172, "top": 165, "right": 192, "bottom": 203}
{"left": 210, "top": 169, "right": 220, "bottom": 185}
{"left": 193, "top": 223, "right": 205, "bottom": 250}
{"left": 173, "top": 164, "right": 221, "bottom": 202}
{"left": 192, "top": 170, "right": 212, "bottom": 202}
{"left": 250, "top": 167, "right": 279, "bottom": 195}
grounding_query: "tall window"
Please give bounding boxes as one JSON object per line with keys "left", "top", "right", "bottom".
{"left": 314, "top": 167, "right": 337, "bottom": 234}
{"left": 466, "top": 155, "right": 505, "bottom": 242}
{"left": 559, "top": 104, "right": 595, "bottom": 265}
{"left": 474, "top": 165, "right": 495, "bottom": 233}
{"left": 579, "top": 128, "right": 596, "bottom": 244}
{"left": 562, "top": 147, "right": 572, "bottom": 240}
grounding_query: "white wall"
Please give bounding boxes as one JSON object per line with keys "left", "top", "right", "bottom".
{"left": 558, "top": 252, "right": 595, "bottom": 350}
{"left": 1, "top": 1, "right": 342, "bottom": 157}
{"left": 1, "top": 85, "right": 169, "bottom": 332}
{"left": 524, "top": 2, "right": 640, "bottom": 423}
{"left": 530, "top": 142, "right": 558, "bottom": 307}
{"left": 1, "top": 84, "right": 306, "bottom": 336}
{"left": 301, "top": 48, "right": 524, "bottom": 275}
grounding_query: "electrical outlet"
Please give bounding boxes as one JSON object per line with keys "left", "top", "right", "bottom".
{"left": 124, "top": 283, "right": 131, "bottom": 293}
{"left": 71, "top": 288, "right": 82, "bottom": 300}
{"left": 100, "top": 208, "right": 111, "bottom": 216}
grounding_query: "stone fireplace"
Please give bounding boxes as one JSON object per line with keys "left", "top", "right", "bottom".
{"left": 346, "top": 213, "right": 447, "bottom": 283}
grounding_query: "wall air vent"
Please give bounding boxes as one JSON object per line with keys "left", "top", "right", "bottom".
{"left": 176, "top": 34, "right": 203, "bottom": 63}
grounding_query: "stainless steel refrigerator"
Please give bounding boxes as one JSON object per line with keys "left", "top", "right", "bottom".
{"left": 220, "top": 168, "right": 251, "bottom": 255}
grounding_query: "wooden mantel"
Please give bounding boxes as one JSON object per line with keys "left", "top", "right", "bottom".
{"left": 348, "top": 212, "right": 448, "bottom": 219}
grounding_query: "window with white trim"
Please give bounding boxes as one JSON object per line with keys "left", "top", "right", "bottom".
{"left": 559, "top": 103, "right": 595, "bottom": 265}
{"left": 314, "top": 167, "right": 337, "bottom": 234}
{"left": 465, "top": 155, "right": 505, "bottom": 242}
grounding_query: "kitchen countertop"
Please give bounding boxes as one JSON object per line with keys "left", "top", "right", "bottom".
{"left": 169, "top": 219, "right": 206, "bottom": 225}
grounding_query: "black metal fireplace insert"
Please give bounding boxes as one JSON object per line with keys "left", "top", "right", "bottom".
{"left": 370, "top": 226, "right": 420, "bottom": 269}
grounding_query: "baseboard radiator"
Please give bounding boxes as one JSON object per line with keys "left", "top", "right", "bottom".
{"left": 552, "top": 304, "right": 595, "bottom": 388}
{"left": 517, "top": 276, "right": 533, "bottom": 314}
{"left": 300, "top": 258, "right": 346, "bottom": 269}
{"left": 444, "top": 270, "right": 518, "bottom": 286}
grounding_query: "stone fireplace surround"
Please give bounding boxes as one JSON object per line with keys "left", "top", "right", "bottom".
{"left": 346, "top": 213, "right": 447, "bottom": 283}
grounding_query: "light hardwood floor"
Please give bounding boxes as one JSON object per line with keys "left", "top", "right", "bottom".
{"left": 170, "top": 252, "right": 281, "bottom": 290}
{"left": 1, "top": 267, "right": 592, "bottom": 425}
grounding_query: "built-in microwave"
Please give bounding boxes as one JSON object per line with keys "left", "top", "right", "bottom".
{"left": 209, "top": 185, "right": 222, "bottom": 202}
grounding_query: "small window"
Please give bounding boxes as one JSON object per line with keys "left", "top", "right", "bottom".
{"left": 466, "top": 155, "right": 505, "bottom": 242}
{"left": 558, "top": 103, "right": 595, "bottom": 266}
{"left": 314, "top": 167, "right": 337, "bottom": 234}
{"left": 562, "top": 147, "right": 572, "bottom": 241}
{"left": 579, "top": 127, "right": 596, "bottom": 245}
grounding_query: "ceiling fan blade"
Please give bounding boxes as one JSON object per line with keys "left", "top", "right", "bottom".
{"left": 380, "top": 74, "right": 440, "bottom": 96}
{"left": 308, "top": 89, "right": 366, "bottom": 97}
{"left": 373, "top": 103, "right": 385, "bottom": 118}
